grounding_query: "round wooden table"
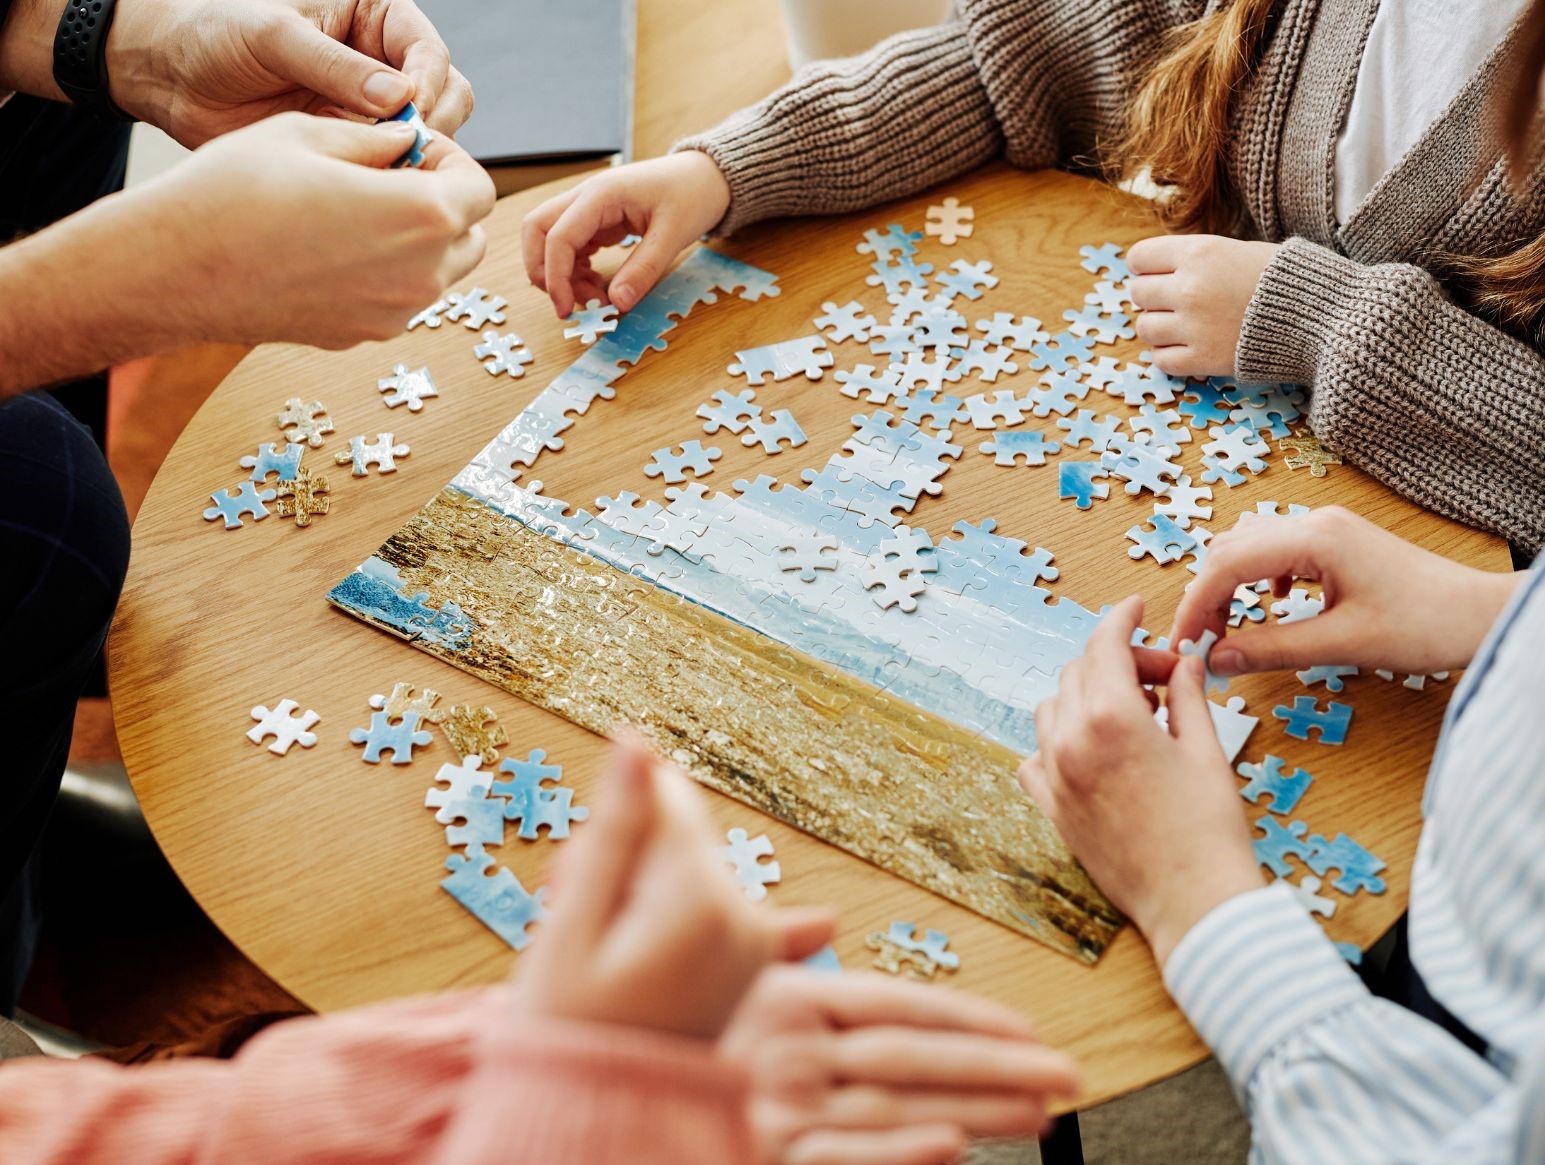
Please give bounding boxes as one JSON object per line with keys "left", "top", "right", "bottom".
{"left": 111, "top": 162, "right": 1509, "bottom": 1109}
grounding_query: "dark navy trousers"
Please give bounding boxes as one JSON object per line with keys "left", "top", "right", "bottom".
{"left": 0, "top": 96, "right": 133, "bottom": 1013}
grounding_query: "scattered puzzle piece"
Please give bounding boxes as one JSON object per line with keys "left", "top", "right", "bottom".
{"left": 1279, "top": 874, "right": 1336, "bottom": 918}
{"left": 925, "top": 197, "right": 974, "bottom": 244}
{"left": 729, "top": 336, "right": 833, "bottom": 385}
{"left": 443, "top": 287, "right": 508, "bottom": 330}
{"left": 441, "top": 849, "right": 546, "bottom": 950}
{"left": 370, "top": 683, "right": 447, "bottom": 724}
{"left": 425, "top": 755, "right": 493, "bottom": 815}
{"left": 334, "top": 434, "right": 410, "bottom": 476}
{"left": 720, "top": 827, "right": 781, "bottom": 900}
{"left": 247, "top": 699, "right": 319, "bottom": 755}
{"left": 697, "top": 388, "right": 761, "bottom": 434}
{"left": 1253, "top": 816, "right": 1313, "bottom": 877}
{"left": 377, "top": 364, "right": 439, "bottom": 411}
{"left": 239, "top": 442, "right": 303, "bottom": 483}
{"left": 865, "top": 921, "right": 960, "bottom": 981}
{"left": 1271, "top": 588, "right": 1325, "bottom": 624}
{"left": 1305, "top": 832, "right": 1386, "bottom": 896}
{"left": 439, "top": 704, "right": 508, "bottom": 766}
{"left": 1236, "top": 754, "right": 1313, "bottom": 814}
{"left": 349, "top": 709, "right": 433, "bottom": 764}
{"left": 1273, "top": 696, "right": 1352, "bottom": 745}
{"left": 203, "top": 482, "right": 275, "bottom": 529}
{"left": 644, "top": 440, "right": 722, "bottom": 484}
{"left": 741, "top": 409, "right": 808, "bottom": 453}
{"left": 274, "top": 467, "right": 330, "bottom": 528}
{"left": 981, "top": 430, "right": 1059, "bottom": 467}
{"left": 493, "top": 749, "right": 590, "bottom": 840}
{"left": 474, "top": 330, "right": 534, "bottom": 378}
{"left": 1279, "top": 428, "right": 1342, "bottom": 477}
{"left": 814, "top": 300, "right": 878, "bottom": 342}
{"left": 275, "top": 398, "right": 334, "bottom": 448}
{"left": 1059, "top": 461, "right": 1109, "bottom": 509}
{"left": 1296, "top": 665, "right": 1359, "bottom": 692}
{"left": 1079, "top": 242, "right": 1130, "bottom": 281}
{"left": 1126, "top": 514, "right": 1197, "bottom": 564}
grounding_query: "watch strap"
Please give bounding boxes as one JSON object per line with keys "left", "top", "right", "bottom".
{"left": 53, "top": 0, "right": 131, "bottom": 119}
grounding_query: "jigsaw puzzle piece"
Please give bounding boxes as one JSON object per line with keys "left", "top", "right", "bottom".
{"left": 441, "top": 850, "right": 547, "bottom": 950}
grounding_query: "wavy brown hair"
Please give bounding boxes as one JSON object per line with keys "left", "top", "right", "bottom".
{"left": 1107, "top": 0, "right": 1545, "bottom": 344}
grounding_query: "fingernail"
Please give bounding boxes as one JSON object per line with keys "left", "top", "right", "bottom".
{"left": 364, "top": 71, "right": 411, "bottom": 108}
{"left": 1211, "top": 647, "right": 1242, "bottom": 676}
{"left": 612, "top": 283, "right": 635, "bottom": 310}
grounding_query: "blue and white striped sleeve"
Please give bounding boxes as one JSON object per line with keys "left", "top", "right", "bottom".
{"left": 1163, "top": 884, "right": 1517, "bottom": 1164}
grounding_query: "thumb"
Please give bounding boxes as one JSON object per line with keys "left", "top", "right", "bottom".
{"left": 258, "top": 15, "right": 414, "bottom": 118}
{"left": 768, "top": 906, "right": 838, "bottom": 963}
{"left": 610, "top": 220, "right": 687, "bottom": 312}
{"left": 1165, "top": 656, "right": 1222, "bottom": 747}
{"left": 1209, "top": 618, "right": 1341, "bottom": 678}
{"left": 298, "top": 114, "right": 418, "bottom": 168}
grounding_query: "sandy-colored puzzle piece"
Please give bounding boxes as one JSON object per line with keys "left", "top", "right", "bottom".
{"left": 439, "top": 704, "right": 507, "bottom": 765}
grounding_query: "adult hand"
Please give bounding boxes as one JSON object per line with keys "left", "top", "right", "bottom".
{"left": 523, "top": 152, "right": 732, "bottom": 319}
{"left": 723, "top": 966, "right": 1079, "bottom": 1165}
{"left": 108, "top": 0, "right": 474, "bottom": 146}
{"left": 131, "top": 112, "right": 493, "bottom": 349}
{"left": 1171, "top": 506, "right": 1522, "bottom": 679}
{"left": 1127, "top": 235, "right": 1279, "bottom": 378}
{"left": 1018, "top": 596, "right": 1262, "bottom": 968}
{"left": 511, "top": 737, "right": 834, "bottom": 1042}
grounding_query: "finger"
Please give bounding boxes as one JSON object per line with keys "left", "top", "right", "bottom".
{"left": 1134, "top": 310, "right": 1186, "bottom": 348}
{"left": 435, "top": 225, "right": 487, "bottom": 288}
{"left": 295, "top": 114, "right": 419, "bottom": 167}
{"left": 1124, "top": 235, "right": 1182, "bottom": 275}
{"left": 770, "top": 907, "right": 838, "bottom": 962}
{"left": 1128, "top": 273, "right": 1177, "bottom": 310}
{"left": 1164, "top": 656, "right": 1220, "bottom": 745}
{"left": 542, "top": 738, "right": 658, "bottom": 949}
{"left": 1171, "top": 524, "right": 1323, "bottom": 649}
{"left": 786, "top": 1125, "right": 966, "bottom": 1165}
{"left": 422, "top": 66, "right": 474, "bottom": 135}
{"left": 258, "top": 15, "right": 413, "bottom": 119}
{"left": 545, "top": 190, "right": 615, "bottom": 318}
{"left": 1133, "top": 645, "right": 1179, "bottom": 687}
{"left": 1208, "top": 618, "right": 1349, "bottom": 678}
{"left": 522, "top": 187, "right": 581, "bottom": 293}
{"left": 819, "top": 1086, "right": 1054, "bottom": 1138}
{"left": 828, "top": 1028, "right": 1082, "bottom": 1094}
{"left": 381, "top": 0, "right": 452, "bottom": 116}
{"left": 420, "top": 144, "right": 497, "bottom": 230}
{"left": 610, "top": 217, "right": 686, "bottom": 312}
{"left": 801, "top": 972, "right": 1039, "bottom": 1040}
{"left": 1080, "top": 594, "right": 1146, "bottom": 695}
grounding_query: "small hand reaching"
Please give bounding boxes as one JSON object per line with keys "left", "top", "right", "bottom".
{"left": 1127, "top": 235, "right": 1279, "bottom": 378}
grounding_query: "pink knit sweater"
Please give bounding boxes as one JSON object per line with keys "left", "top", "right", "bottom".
{"left": 0, "top": 989, "right": 754, "bottom": 1164}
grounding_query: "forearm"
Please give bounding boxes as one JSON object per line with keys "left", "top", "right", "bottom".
{"left": 0, "top": 0, "right": 65, "bottom": 100}
{"left": 1165, "top": 887, "right": 1515, "bottom": 1165}
{"left": 1236, "top": 238, "right": 1545, "bottom": 553}
{"left": 0, "top": 185, "right": 201, "bottom": 398}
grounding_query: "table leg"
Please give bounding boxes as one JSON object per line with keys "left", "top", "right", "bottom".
{"left": 1039, "top": 1112, "right": 1084, "bottom": 1165}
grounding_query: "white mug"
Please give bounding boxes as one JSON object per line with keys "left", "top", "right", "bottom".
{"left": 778, "top": 0, "right": 952, "bottom": 69}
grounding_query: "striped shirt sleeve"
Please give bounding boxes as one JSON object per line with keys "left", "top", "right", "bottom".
{"left": 1164, "top": 884, "right": 1517, "bottom": 1164}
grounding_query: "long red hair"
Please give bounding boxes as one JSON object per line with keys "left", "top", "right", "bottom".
{"left": 1108, "top": 0, "right": 1545, "bottom": 343}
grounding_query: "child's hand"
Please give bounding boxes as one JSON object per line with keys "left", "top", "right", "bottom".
{"left": 511, "top": 738, "right": 834, "bottom": 1041}
{"left": 723, "top": 966, "right": 1080, "bottom": 1165}
{"left": 1127, "top": 235, "right": 1280, "bottom": 378}
{"left": 522, "top": 152, "right": 732, "bottom": 319}
{"left": 1018, "top": 597, "right": 1262, "bottom": 968}
{"left": 1172, "top": 506, "right": 1522, "bottom": 679}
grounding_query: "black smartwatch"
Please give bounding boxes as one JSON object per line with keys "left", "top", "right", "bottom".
{"left": 52, "top": 0, "right": 132, "bottom": 119}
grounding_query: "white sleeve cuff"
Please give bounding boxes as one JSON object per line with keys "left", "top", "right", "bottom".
{"left": 1163, "top": 883, "right": 1370, "bottom": 1089}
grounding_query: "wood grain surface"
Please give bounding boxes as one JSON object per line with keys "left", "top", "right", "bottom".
{"left": 111, "top": 158, "right": 1511, "bottom": 1108}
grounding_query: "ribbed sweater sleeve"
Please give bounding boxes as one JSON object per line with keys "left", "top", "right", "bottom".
{"left": 0, "top": 989, "right": 751, "bottom": 1165}
{"left": 1237, "top": 237, "right": 1545, "bottom": 553}
{"left": 675, "top": 0, "right": 1203, "bottom": 236}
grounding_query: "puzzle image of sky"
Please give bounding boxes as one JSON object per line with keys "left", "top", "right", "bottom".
{"left": 329, "top": 244, "right": 1140, "bottom": 962}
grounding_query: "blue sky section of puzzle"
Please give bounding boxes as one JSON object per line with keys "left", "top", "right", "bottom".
{"left": 329, "top": 250, "right": 1104, "bottom": 755}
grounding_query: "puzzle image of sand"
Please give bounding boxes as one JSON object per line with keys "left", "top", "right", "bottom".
{"left": 328, "top": 243, "right": 1217, "bottom": 965}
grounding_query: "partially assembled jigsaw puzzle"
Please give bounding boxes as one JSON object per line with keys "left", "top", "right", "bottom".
{"left": 325, "top": 202, "right": 1393, "bottom": 967}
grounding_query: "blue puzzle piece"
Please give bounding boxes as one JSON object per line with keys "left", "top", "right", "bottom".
{"left": 388, "top": 100, "right": 432, "bottom": 168}
{"left": 203, "top": 481, "right": 275, "bottom": 529}
{"left": 1273, "top": 697, "right": 1353, "bottom": 745}
{"left": 239, "top": 442, "right": 304, "bottom": 483}
{"left": 493, "top": 749, "right": 590, "bottom": 839}
{"left": 1079, "top": 242, "right": 1130, "bottom": 281}
{"left": 1178, "top": 384, "right": 1232, "bottom": 428}
{"left": 980, "top": 430, "right": 1059, "bottom": 466}
{"left": 441, "top": 850, "right": 547, "bottom": 950}
{"left": 1306, "top": 832, "right": 1387, "bottom": 895}
{"left": 803, "top": 944, "right": 843, "bottom": 973}
{"left": 1236, "top": 754, "right": 1314, "bottom": 814}
{"left": 1253, "top": 816, "right": 1313, "bottom": 877}
{"left": 1296, "top": 664, "right": 1359, "bottom": 693}
{"left": 441, "top": 795, "right": 506, "bottom": 852}
{"left": 348, "top": 709, "right": 433, "bottom": 764}
{"left": 856, "top": 223, "right": 923, "bottom": 262}
{"left": 1334, "top": 942, "right": 1364, "bottom": 966}
{"left": 1230, "top": 594, "right": 1266, "bottom": 624}
{"left": 1059, "top": 461, "right": 1109, "bottom": 509}
{"left": 1126, "top": 514, "right": 1197, "bottom": 564}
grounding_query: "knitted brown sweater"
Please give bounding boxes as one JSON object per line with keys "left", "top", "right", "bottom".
{"left": 677, "top": 0, "right": 1545, "bottom": 553}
